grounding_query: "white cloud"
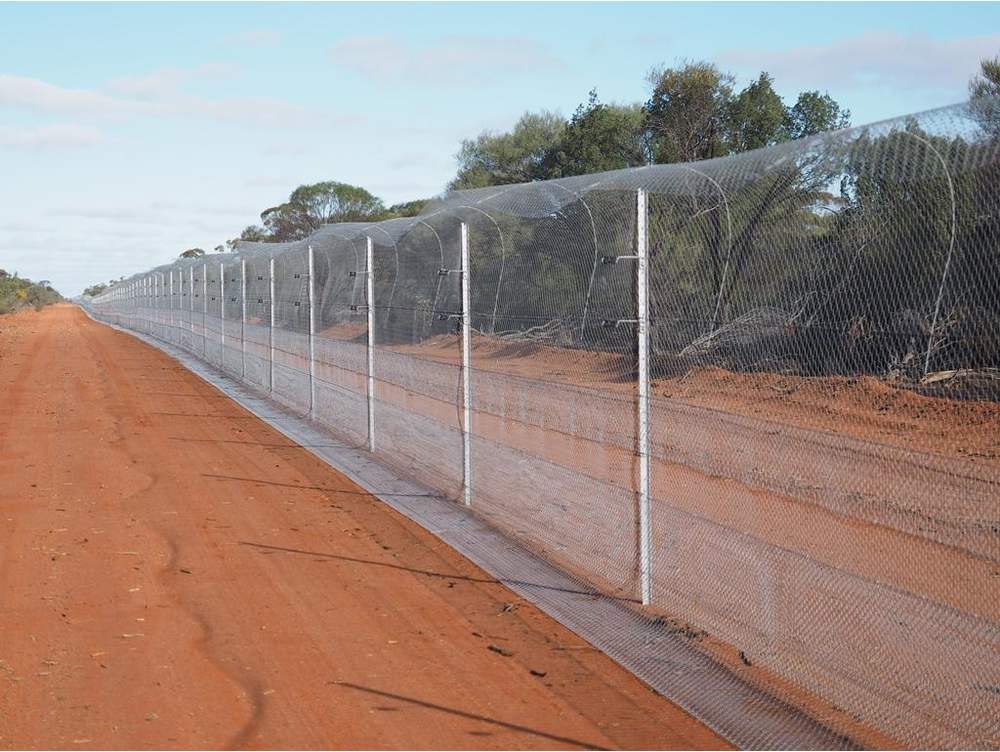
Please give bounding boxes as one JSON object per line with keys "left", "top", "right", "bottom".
{"left": 169, "top": 94, "right": 314, "bottom": 128}
{"left": 0, "top": 74, "right": 130, "bottom": 117}
{"left": 262, "top": 142, "right": 308, "bottom": 156}
{"left": 51, "top": 202, "right": 255, "bottom": 233}
{"left": 243, "top": 175, "right": 296, "bottom": 188}
{"left": 388, "top": 152, "right": 433, "bottom": 170}
{"left": 0, "top": 71, "right": 359, "bottom": 130}
{"left": 52, "top": 207, "right": 170, "bottom": 225}
{"left": 719, "top": 31, "right": 1000, "bottom": 93}
{"left": 0, "top": 123, "right": 104, "bottom": 150}
{"left": 225, "top": 29, "right": 283, "bottom": 48}
{"left": 106, "top": 63, "right": 237, "bottom": 99}
{"left": 330, "top": 35, "right": 565, "bottom": 85}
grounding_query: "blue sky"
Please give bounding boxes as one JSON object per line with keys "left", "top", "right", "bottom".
{"left": 1, "top": 1, "right": 998, "bottom": 295}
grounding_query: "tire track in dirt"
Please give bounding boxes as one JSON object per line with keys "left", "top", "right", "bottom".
{"left": 150, "top": 521, "right": 266, "bottom": 751}
{"left": 77, "top": 314, "right": 265, "bottom": 748}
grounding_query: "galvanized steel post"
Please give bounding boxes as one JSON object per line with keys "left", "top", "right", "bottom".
{"left": 269, "top": 257, "right": 276, "bottom": 393}
{"left": 169, "top": 269, "right": 174, "bottom": 337}
{"left": 636, "top": 188, "right": 652, "bottom": 607}
{"left": 366, "top": 236, "right": 376, "bottom": 452}
{"left": 241, "top": 258, "right": 247, "bottom": 380}
{"left": 219, "top": 261, "right": 225, "bottom": 358}
{"left": 202, "top": 263, "right": 208, "bottom": 354}
{"left": 190, "top": 266, "right": 195, "bottom": 339}
{"left": 307, "top": 245, "right": 316, "bottom": 420}
{"left": 461, "top": 222, "right": 472, "bottom": 507}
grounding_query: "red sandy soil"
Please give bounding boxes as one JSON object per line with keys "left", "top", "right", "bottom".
{"left": 660, "top": 366, "right": 1000, "bottom": 463}
{"left": 0, "top": 306, "right": 727, "bottom": 750}
{"left": 378, "top": 331, "right": 999, "bottom": 748}
{"left": 393, "top": 334, "right": 1000, "bottom": 463}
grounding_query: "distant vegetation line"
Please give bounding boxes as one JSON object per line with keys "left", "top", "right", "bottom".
{"left": 0, "top": 270, "right": 62, "bottom": 315}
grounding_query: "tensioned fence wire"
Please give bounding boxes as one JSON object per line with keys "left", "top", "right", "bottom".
{"left": 85, "top": 100, "right": 1000, "bottom": 750}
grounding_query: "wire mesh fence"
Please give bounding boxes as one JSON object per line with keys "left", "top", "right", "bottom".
{"left": 84, "top": 101, "right": 1000, "bottom": 749}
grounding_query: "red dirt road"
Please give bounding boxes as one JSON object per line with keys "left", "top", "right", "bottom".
{"left": 0, "top": 306, "right": 728, "bottom": 750}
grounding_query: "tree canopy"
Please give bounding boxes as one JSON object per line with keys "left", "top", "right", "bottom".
{"left": 646, "top": 61, "right": 735, "bottom": 163}
{"left": 541, "top": 91, "right": 649, "bottom": 178}
{"left": 447, "top": 60, "right": 851, "bottom": 190}
{"left": 0, "top": 270, "right": 62, "bottom": 314}
{"left": 260, "top": 181, "right": 387, "bottom": 241}
{"left": 785, "top": 91, "right": 851, "bottom": 139}
{"left": 970, "top": 55, "right": 1000, "bottom": 135}
{"left": 182, "top": 57, "right": 855, "bottom": 252}
{"left": 227, "top": 186, "right": 433, "bottom": 247}
{"left": 450, "top": 112, "right": 565, "bottom": 190}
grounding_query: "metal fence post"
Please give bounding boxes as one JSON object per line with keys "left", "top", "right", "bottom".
{"left": 269, "top": 257, "right": 276, "bottom": 393}
{"left": 636, "top": 188, "right": 652, "bottom": 607}
{"left": 366, "top": 235, "right": 376, "bottom": 452}
{"left": 169, "top": 269, "right": 174, "bottom": 338}
{"left": 241, "top": 258, "right": 248, "bottom": 380}
{"left": 307, "top": 244, "right": 316, "bottom": 420}
{"left": 461, "top": 222, "right": 472, "bottom": 506}
{"left": 190, "top": 266, "right": 195, "bottom": 340}
{"left": 202, "top": 262, "right": 208, "bottom": 355}
{"left": 220, "top": 261, "right": 225, "bottom": 359}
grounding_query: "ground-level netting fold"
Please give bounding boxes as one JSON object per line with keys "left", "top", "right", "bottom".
{"left": 86, "top": 100, "right": 1000, "bottom": 749}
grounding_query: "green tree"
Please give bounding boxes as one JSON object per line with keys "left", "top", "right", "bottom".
{"left": 541, "top": 90, "right": 649, "bottom": 178}
{"left": 385, "top": 198, "right": 432, "bottom": 218}
{"left": 727, "top": 73, "right": 787, "bottom": 152}
{"left": 785, "top": 91, "right": 851, "bottom": 139}
{"left": 0, "top": 269, "right": 62, "bottom": 313}
{"left": 180, "top": 248, "right": 205, "bottom": 258}
{"left": 261, "top": 181, "right": 386, "bottom": 240}
{"left": 227, "top": 225, "right": 269, "bottom": 250}
{"left": 449, "top": 111, "right": 565, "bottom": 190}
{"left": 645, "top": 62, "right": 851, "bottom": 164}
{"left": 645, "top": 61, "right": 734, "bottom": 163}
{"left": 970, "top": 55, "right": 1000, "bottom": 135}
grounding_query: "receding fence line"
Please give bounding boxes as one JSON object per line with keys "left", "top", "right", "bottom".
{"left": 83, "top": 100, "right": 1000, "bottom": 750}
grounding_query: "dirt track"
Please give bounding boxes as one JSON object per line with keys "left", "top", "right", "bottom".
{"left": 0, "top": 306, "right": 727, "bottom": 750}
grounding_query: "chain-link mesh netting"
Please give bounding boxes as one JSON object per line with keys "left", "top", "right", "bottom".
{"left": 310, "top": 228, "right": 370, "bottom": 447}
{"left": 203, "top": 259, "right": 223, "bottom": 367}
{"left": 85, "top": 101, "right": 1000, "bottom": 749}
